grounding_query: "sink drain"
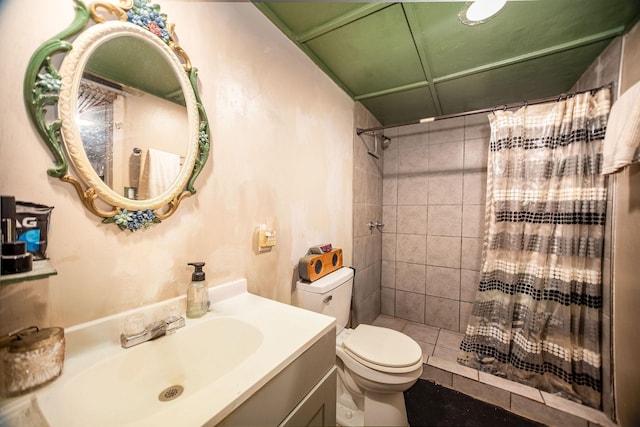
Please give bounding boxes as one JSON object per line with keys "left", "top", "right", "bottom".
{"left": 158, "top": 385, "right": 184, "bottom": 402}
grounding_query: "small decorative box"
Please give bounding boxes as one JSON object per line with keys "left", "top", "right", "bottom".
{"left": 1, "top": 326, "right": 65, "bottom": 397}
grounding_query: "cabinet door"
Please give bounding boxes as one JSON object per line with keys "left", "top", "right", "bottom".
{"left": 280, "top": 367, "right": 336, "bottom": 427}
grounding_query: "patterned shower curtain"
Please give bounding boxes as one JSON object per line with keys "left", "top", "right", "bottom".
{"left": 458, "top": 87, "right": 611, "bottom": 409}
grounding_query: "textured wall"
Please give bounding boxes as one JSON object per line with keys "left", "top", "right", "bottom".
{"left": 0, "top": 0, "right": 354, "bottom": 333}
{"left": 612, "top": 20, "right": 640, "bottom": 427}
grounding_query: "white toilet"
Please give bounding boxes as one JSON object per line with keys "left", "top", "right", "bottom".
{"left": 293, "top": 267, "right": 423, "bottom": 427}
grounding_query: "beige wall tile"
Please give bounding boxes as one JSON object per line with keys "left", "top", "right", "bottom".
{"left": 426, "top": 296, "right": 459, "bottom": 330}
{"left": 382, "top": 205, "right": 397, "bottom": 233}
{"left": 429, "top": 141, "right": 464, "bottom": 173}
{"left": 395, "top": 290, "right": 425, "bottom": 323}
{"left": 464, "top": 113, "right": 491, "bottom": 141}
{"left": 459, "top": 301, "right": 473, "bottom": 332}
{"left": 462, "top": 204, "right": 485, "bottom": 238}
{"left": 383, "top": 176, "right": 398, "bottom": 205}
{"left": 428, "top": 205, "right": 462, "bottom": 237}
{"left": 396, "top": 262, "right": 426, "bottom": 294}
{"left": 463, "top": 137, "right": 489, "bottom": 171}
{"left": 354, "top": 167, "right": 368, "bottom": 204}
{"left": 352, "top": 237, "right": 367, "bottom": 271}
{"left": 427, "top": 236, "right": 462, "bottom": 268}
{"left": 398, "top": 145, "right": 429, "bottom": 175}
{"left": 460, "top": 269, "right": 479, "bottom": 302}
{"left": 366, "top": 203, "right": 383, "bottom": 227}
{"left": 356, "top": 289, "right": 381, "bottom": 325}
{"left": 353, "top": 203, "right": 369, "bottom": 238}
{"left": 398, "top": 127, "right": 429, "bottom": 148}
{"left": 397, "top": 205, "right": 428, "bottom": 234}
{"left": 463, "top": 172, "right": 487, "bottom": 205}
{"left": 397, "top": 175, "right": 428, "bottom": 205}
{"left": 396, "top": 234, "right": 426, "bottom": 264}
{"left": 430, "top": 116, "right": 465, "bottom": 143}
{"left": 461, "top": 237, "right": 483, "bottom": 271}
{"left": 381, "top": 260, "right": 396, "bottom": 289}
{"left": 426, "top": 266, "right": 460, "bottom": 299}
{"left": 429, "top": 174, "right": 463, "bottom": 205}
{"left": 383, "top": 147, "right": 398, "bottom": 177}
{"left": 366, "top": 171, "right": 383, "bottom": 204}
{"left": 353, "top": 265, "right": 380, "bottom": 306}
{"left": 382, "top": 233, "right": 396, "bottom": 261}
{"left": 380, "top": 287, "right": 395, "bottom": 316}
{"left": 364, "top": 233, "right": 382, "bottom": 268}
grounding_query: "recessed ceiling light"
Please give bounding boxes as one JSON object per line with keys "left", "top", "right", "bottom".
{"left": 459, "top": 0, "right": 507, "bottom": 26}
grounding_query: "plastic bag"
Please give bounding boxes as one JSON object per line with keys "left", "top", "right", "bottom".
{"left": 15, "top": 202, "right": 54, "bottom": 260}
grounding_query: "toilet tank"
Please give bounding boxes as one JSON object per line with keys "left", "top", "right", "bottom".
{"left": 293, "top": 267, "right": 353, "bottom": 334}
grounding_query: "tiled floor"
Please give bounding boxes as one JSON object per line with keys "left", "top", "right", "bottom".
{"left": 370, "top": 315, "right": 615, "bottom": 427}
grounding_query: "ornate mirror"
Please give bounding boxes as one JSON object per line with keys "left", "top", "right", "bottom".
{"left": 24, "top": 0, "right": 210, "bottom": 231}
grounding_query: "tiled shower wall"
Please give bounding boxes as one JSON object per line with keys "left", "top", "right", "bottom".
{"left": 352, "top": 102, "right": 383, "bottom": 326}
{"left": 380, "top": 113, "right": 490, "bottom": 332}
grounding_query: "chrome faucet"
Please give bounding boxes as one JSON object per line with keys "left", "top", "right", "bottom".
{"left": 120, "top": 315, "right": 185, "bottom": 349}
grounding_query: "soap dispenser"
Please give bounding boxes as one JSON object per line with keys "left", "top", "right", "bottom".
{"left": 186, "top": 262, "right": 209, "bottom": 318}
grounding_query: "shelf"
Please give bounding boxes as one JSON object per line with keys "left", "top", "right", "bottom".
{"left": 0, "top": 259, "right": 57, "bottom": 285}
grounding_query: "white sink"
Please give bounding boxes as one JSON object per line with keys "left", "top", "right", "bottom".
{"left": 50, "top": 318, "right": 262, "bottom": 425}
{"left": 1, "top": 279, "right": 335, "bottom": 427}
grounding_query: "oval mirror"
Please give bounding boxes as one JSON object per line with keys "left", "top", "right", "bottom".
{"left": 59, "top": 20, "right": 199, "bottom": 211}
{"left": 78, "top": 34, "right": 189, "bottom": 201}
{"left": 24, "top": 1, "right": 210, "bottom": 231}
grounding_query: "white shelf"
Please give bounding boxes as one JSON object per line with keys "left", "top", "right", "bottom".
{"left": 1, "top": 259, "right": 57, "bottom": 285}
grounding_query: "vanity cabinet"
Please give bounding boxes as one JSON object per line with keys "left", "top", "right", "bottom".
{"left": 216, "top": 328, "right": 336, "bottom": 427}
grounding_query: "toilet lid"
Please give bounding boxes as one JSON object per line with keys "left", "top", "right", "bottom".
{"left": 342, "top": 325, "right": 423, "bottom": 371}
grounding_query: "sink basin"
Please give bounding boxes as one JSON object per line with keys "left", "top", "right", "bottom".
{"left": 1, "top": 278, "right": 335, "bottom": 427}
{"left": 43, "top": 317, "right": 262, "bottom": 426}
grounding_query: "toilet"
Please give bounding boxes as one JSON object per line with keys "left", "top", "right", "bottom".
{"left": 293, "top": 267, "right": 423, "bottom": 427}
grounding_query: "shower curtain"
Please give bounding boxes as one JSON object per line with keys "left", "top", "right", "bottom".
{"left": 458, "top": 87, "right": 611, "bottom": 409}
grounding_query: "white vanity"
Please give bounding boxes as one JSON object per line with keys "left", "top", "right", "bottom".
{"left": 0, "top": 279, "right": 336, "bottom": 426}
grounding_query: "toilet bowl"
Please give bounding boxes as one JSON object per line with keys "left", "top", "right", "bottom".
{"left": 293, "top": 268, "right": 423, "bottom": 427}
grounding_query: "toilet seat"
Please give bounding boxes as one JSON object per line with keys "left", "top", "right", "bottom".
{"left": 341, "top": 325, "right": 423, "bottom": 374}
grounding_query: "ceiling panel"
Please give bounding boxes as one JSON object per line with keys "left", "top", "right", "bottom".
{"left": 305, "top": 4, "right": 425, "bottom": 95}
{"left": 262, "top": 2, "right": 367, "bottom": 36}
{"left": 360, "top": 86, "right": 436, "bottom": 125}
{"left": 435, "top": 40, "right": 612, "bottom": 114}
{"left": 409, "top": 1, "right": 637, "bottom": 79}
{"left": 255, "top": 1, "right": 640, "bottom": 126}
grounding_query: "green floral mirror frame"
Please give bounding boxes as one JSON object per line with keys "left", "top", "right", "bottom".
{"left": 24, "top": 0, "right": 210, "bottom": 231}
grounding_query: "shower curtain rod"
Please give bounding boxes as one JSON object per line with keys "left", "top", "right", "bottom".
{"left": 356, "top": 82, "right": 614, "bottom": 136}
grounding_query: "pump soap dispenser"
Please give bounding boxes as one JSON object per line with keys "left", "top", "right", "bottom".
{"left": 186, "top": 262, "right": 209, "bottom": 318}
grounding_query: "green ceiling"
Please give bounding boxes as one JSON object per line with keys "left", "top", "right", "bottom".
{"left": 85, "top": 35, "right": 185, "bottom": 106}
{"left": 254, "top": 1, "right": 640, "bottom": 126}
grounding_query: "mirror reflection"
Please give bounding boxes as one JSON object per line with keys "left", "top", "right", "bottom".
{"left": 78, "top": 35, "right": 188, "bottom": 200}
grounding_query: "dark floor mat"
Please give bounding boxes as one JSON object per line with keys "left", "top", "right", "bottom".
{"left": 404, "top": 379, "right": 546, "bottom": 427}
